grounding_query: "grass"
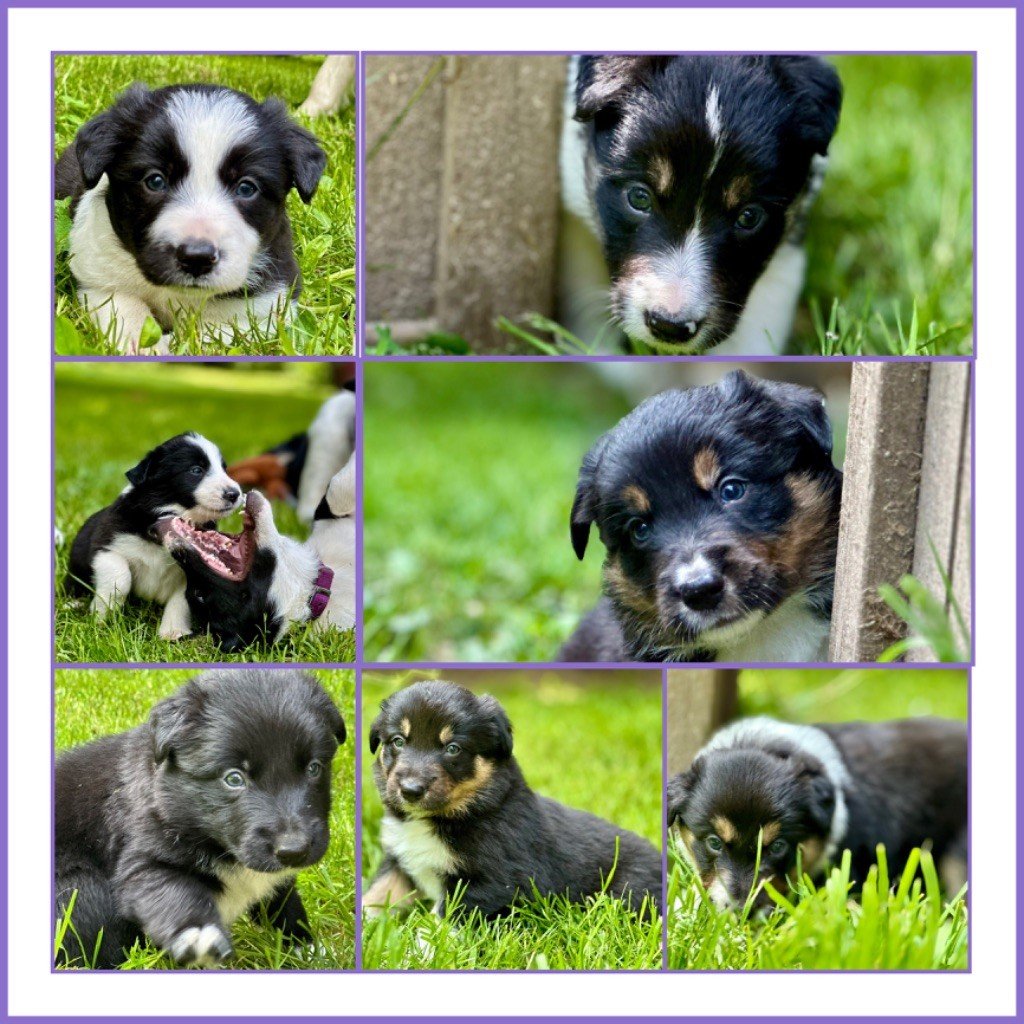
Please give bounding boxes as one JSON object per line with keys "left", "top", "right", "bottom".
{"left": 361, "top": 671, "right": 663, "bottom": 970}
{"left": 54, "top": 669, "right": 356, "bottom": 970}
{"left": 667, "top": 668, "right": 968, "bottom": 970}
{"left": 54, "top": 54, "right": 355, "bottom": 355}
{"left": 54, "top": 362, "right": 354, "bottom": 664}
{"left": 369, "top": 54, "right": 971, "bottom": 356}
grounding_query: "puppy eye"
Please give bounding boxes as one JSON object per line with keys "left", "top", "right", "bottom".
{"left": 444, "top": 743, "right": 461, "bottom": 757}
{"left": 705, "top": 835, "right": 723, "bottom": 853}
{"left": 768, "top": 838, "right": 789, "bottom": 857}
{"left": 627, "top": 517, "right": 651, "bottom": 546}
{"left": 306, "top": 760, "right": 323, "bottom": 778}
{"left": 144, "top": 172, "right": 168, "bottom": 192}
{"left": 719, "top": 479, "right": 747, "bottom": 503}
{"left": 222, "top": 769, "right": 246, "bottom": 790}
{"left": 735, "top": 204, "right": 766, "bottom": 233}
{"left": 235, "top": 179, "right": 258, "bottom": 199}
{"left": 390, "top": 735, "right": 405, "bottom": 749}
{"left": 190, "top": 466, "right": 204, "bottom": 476}
{"left": 625, "top": 184, "right": 653, "bottom": 213}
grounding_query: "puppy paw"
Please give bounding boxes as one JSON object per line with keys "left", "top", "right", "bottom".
{"left": 166, "top": 923, "right": 232, "bottom": 967}
{"left": 158, "top": 625, "right": 191, "bottom": 641}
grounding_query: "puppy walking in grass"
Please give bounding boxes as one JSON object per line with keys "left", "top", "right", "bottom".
{"left": 54, "top": 669, "right": 346, "bottom": 969}
{"left": 363, "top": 681, "right": 662, "bottom": 921}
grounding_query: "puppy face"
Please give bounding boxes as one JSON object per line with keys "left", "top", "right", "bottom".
{"left": 570, "top": 371, "right": 841, "bottom": 657}
{"left": 72, "top": 84, "right": 326, "bottom": 292}
{"left": 574, "top": 55, "right": 841, "bottom": 352}
{"left": 369, "top": 682, "right": 513, "bottom": 818}
{"left": 668, "top": 747, "right": 835, "bottom": 910}
{"left": 156, "top": 490, "right": 281, "bottom": 651}
{"left": 128, "top": 432, "right": 242, "bottom": 524}
{"left": 148, "top": 669, "right": 345, "bottom": 873}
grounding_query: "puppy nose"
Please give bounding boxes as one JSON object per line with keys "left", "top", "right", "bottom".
{"left": 644, "top": 310, "right": 704, "bottom": 344}
{"left": 176, "top": 239, "right": 219, "bottom": 277}
{"left": 273, "top": 832, "right": 312, "bottom": 867}
{"left": 673, "top": 566, "right": 725, "bottom": 611}
{"left": 222, "top": 486, "right": 241, "bottom": 504}
{"left": 399, "top": 780, "right": 426, "bottom": 803}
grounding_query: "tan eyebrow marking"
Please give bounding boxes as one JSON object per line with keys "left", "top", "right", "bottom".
{"left": 724, "top": 175, "right": 753, "bottom": 210}
{"left": 693, "top": 447, "right": 719, "bottom": 491}
{"left": 650, "top": 154, "right": 673, "bottom": 194}
{"left": 400, "top": 717, "right": 411, "bottom": 737}
{"left": 621, "top": 484, "right": 651, "bottom": 513}
{"left": 761, "top": 822, "right": 781, "bottom": 844}
{"left": 712, "top": 815, "right": 737, "bottom": 843}
{"left": 439, "top": 725, "right": 454, "bottom": 745}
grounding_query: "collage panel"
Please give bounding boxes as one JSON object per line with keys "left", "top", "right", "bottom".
{"left": 54, "top": 362, "right": 356, "bottom": 663}
{"left": 364, "top": 53, "right": 972, "bottom": 357}
{"left": 54, "top": 53, "right": 356, "bottom": 356}
{"left": 53, "top": 667, "right": 356, "bottom": 970}
{"left": 363, "top": 361, "right": 971, "bottom": 665}
{"left": 666, "top": 667, "right": 968, "bottom": 971}
{"left": 360, "top": 669, "right": 663, "bottom": 970}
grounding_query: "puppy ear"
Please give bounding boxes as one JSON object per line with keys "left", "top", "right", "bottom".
{"left": 796, "top": 760, "right": 836, "bottom": 833}
{"left": 149, "top": 680, "right": 205, "bottom": 764}
{"left": 74, "top": 83, "right": 150, "bottom": 189}
{"left": 126, "top": 450, "right": 155, "bottom": 487}
{"left": 305, "top": 676, "right": 346, "bottom": 746}
{"left": 570, "top": 433, "right": 611, "bottom": 560}
{"left": 573, "top": 55, "right": 666, "bottom": 122}
{"left": 478, "top": 695, "right": 514, "bottom": 760}
{"left": 667, "top": 764, "right": 700, "bottom": 827}
{"left": 368, "top": 704, "right": 388, "bottom": 755}
{"left": 768, "top": 56, "right": 843, "bottom": 155}
{"left": 266, "top": 99, "right": 327, "bottom": 203}
{"left": 757, "top": 378, "right": 833, "bottom": 458}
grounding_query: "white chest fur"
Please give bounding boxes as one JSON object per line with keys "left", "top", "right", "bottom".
{"left": 106, "top": 534, "right": 183, "bottom": 603}
{"left": 700, "top": 594, "right": 830, "bottom": 663}
{"left": 379, "top": 815, "right": 456, "bottom": 903}
{"left": 212, "top": 864, "right": 297, "bottom": 926}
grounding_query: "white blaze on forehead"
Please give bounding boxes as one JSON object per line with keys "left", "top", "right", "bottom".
{"left": 705, "top": 84, "right": 724, "bottom": 142}
{"left": 186, "top": 433, "right": 240, "bottom": 515}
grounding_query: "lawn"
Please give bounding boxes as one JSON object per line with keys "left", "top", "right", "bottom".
{"left": 667, "top": 667, "right": 969, "bottom": 970}
{"left": 54, "top": 362, "right": 354, "bottom": 664}
{"left": 361, "top": 671, "right": 663, "bottom": 970}
{"left": 370, "top": 54, "right": 972, "bottom": 356}
{"left": 54, "top": 54, "right": 355, "bottom": 356}
{"left": 53, "top": 668, "right": 356, "bottom": 970}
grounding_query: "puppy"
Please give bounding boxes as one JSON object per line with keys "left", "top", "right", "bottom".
{"left": 226, "top": 389, "right": 356, "bottom": 523}
{"left": 55, "top": 83, "right": 327, "bottom": 354}
{"left": 667, "top": 715, "right": 968, "bottom": 911}
{"left": 560, "top": 55, "right": 841, "bottom": 354}
{"left": 55, "top": 669, "right": 346, "bottom": 968}
{"left": 156, "top": 457, "right": 356, "bottom": 650}
{"left": 66, "top": 432, "right": 242, "bottom": 640}
{"left": 363, "top": 681, "right": 662, "bottom": 919}
{"left": 561, "top": 370, "right": 841, "bottom": 663}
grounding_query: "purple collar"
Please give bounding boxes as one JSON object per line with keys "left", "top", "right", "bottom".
{"left": 308, "top": 563, "right": 334, "bottom": 621}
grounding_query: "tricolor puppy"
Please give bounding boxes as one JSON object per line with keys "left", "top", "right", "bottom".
{"left": 363, "top": 681, "right": 662, "bottom": 919}
{"left": 66, "top": 432, "right": 241, "bottom": 640}
{"left": 157, "top": 457, "right": 356, "bottom": 651}
{"left": 560, "top": 55, "right": 841, "bottom": 354}
{"left": 561, "top": 371, "right": 842, "bottom": 663}
{"left": 55, "top": 669, "right": 345, "bottom": 968}
{"left": 667, "top": 716, "right": 968, "bottom": 911}
{"left": 55, "top": 83, "right": 326, "bottom": 354}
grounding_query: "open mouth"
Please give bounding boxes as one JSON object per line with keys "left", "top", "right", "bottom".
{"left": 154, "top": 493, "right": 258, "bottom": 581}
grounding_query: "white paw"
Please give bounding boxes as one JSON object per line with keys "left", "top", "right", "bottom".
{"left": 167, "top": 923, "right": 232, "bottom": 966}
{"left": 158, "top": 625, "right": 190, "bottom": 641}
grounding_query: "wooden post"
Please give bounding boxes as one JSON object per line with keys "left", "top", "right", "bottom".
{"left": 666, "top": 670, "right": 738, "bottom": 776}
{"left": 829, "top": 363, "right": 931, "bottom": 662}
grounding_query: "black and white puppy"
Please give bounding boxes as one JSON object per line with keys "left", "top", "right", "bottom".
{"left": 66, "top": 432, "right": 241, "bottom": 639}
{"left": 667, "top": 715, "right": 968, "bottom": 911}
{"left": 561, "top": 371, "right": 842, "bottom": 663}
{"left": 364, "top": 681, "right": 662, "bottom": 919}
{"left": 560, "top": 55, "right": 841, "bottom": 354}
{"left": 156, "top": 457, "right": 356, "bottom": 650}
{"left": 55, "top": 83, "right": 327, "bottom": 354}
{"left": 55, "top": 669, "right": 345, "bottom": 968}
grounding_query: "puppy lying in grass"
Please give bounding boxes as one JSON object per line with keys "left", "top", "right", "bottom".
{"left": 54, "top": 669, "right": 345, "bottom": 969}
{"left": 363, "top": 681, "right": 662, "bottom": 920}
{"left": 667, "top": 715, "right": 967, "bottom": 912}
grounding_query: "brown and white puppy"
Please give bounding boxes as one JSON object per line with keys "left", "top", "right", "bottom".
{"left": 364, "top": 681, "right": 663, "bottom": 919}
{"left": 668, "top": 715, "right": 968, "bottom": 911}
{"left": 561, "top": 370, "right": 842, "bottom": 663}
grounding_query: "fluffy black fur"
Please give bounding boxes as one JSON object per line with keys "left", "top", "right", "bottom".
{"left": 667, "top": 716, "right": 967, "bottom": 910}
{"left": 55, "top": 669, "right": 345, "bottom": 968}
{"left": 561, "top": 370, "right": 842, "bottom": 662}
{"left": 572, "top": 55, "right": 841, "bottom": 350}
{"left": 365, "top": 681, "right": 662, "bottom": 919}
